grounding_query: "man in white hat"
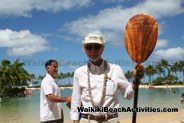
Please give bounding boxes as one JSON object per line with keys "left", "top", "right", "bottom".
{"left": 70, "top": 33, "right": 144, "bottom": 123}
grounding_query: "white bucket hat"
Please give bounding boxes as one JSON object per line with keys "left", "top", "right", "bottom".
{"left": 82, "top": 33, "right": 105, "bottom": 45}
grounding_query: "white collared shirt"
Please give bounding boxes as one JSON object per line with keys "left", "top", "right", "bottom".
{"left": 70, "top": 61, "right": 134, "bottom": 120}
{"left": 40, "top": 74, "right": 61, "bottom": 122}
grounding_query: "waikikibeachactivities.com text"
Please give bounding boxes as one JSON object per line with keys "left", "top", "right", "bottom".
{"left": 77, "top": 107, "right": 178, "bottom": 113}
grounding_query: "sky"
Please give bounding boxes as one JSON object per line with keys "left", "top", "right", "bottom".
{"left": 0, "top": 0, "right": 184, "bottom": 78}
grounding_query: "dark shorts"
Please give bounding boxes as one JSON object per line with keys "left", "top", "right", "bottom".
{"left": 41, "top": 119, "right": 63, "bottom": 123}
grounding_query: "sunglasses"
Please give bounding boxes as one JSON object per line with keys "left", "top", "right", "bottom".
{"left": 84, "top": 44, "right": 102, "bottom": 50}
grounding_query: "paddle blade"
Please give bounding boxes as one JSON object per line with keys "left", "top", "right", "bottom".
{"left": 124, "top": 14, "right": 158, "bottom": 64}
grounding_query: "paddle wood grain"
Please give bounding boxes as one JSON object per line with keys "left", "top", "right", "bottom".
{"left": 124, "top": 14, "right": 158, "bottom": 64}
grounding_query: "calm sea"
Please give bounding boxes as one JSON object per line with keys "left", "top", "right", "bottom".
{"left": 0, "top": 88, "right": 183, "bottom": 123}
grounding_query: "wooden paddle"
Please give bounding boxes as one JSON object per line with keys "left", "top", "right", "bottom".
{"left": 124, "top": 14, "right": 158, "bottom": 123}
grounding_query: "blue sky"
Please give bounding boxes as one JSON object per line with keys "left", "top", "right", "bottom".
{"left": 0, "top": 0, "right": 184, "bottom": 77}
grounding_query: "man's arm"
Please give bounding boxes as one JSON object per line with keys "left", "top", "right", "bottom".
{"left": 46, "top": 94, "right": 71, "bottom": 103}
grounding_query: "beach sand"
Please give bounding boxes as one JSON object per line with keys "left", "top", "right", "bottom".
{"left": 26, "top": 85, "right": 184, "bottom": 90}
{"left": 139, "top": 85, "right": 184, "bottom": 89}
{"left": 120, "top": 109, "right": 184, "bottom": 123}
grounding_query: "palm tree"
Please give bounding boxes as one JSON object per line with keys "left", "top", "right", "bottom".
{"left": 71, "top": 72, "right": 74, "bottom": 77}
{"left": 38, "top": 75, "right": 45, "bottom": 81}
{"left": 29, "top": 74, "right": 35, "bottom": 86}
{"left": 145, "top": 65, "right": 156, "bottom": 85}
{"left": 159, "top": 59, "right": 171, "bottom": 77}
{"left": 69, "top": 72, "right": 74, "bottom": 86}
{"left": 125, "top": 70, "right": 133, "bottom": 82}
{"left": 9, "top": 59, "right": 31, "bottom": 86}
{"left": 155, "top": 63, "right": 165, "bottom": 77}
{"left": 178, "top": 60, "right": 184, "bottom": 82}
{"left": 0, "top": 60, "right": 13, "bottom": 91}
{"left": 60, "top": 72, "right": 66, "bottom": 85}
{"left": 66, "top": 72, "right": 71, "bottom": 86}
{"left": 170, "top": 62, "right": 179, "bottom": 78}
{"left": 0, "top": 59, "right": 32, "bottom": 96}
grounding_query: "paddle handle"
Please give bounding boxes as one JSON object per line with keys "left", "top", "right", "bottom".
{"left": 132, "top": 64, "right": 141, "bottom": 123}
{"left": 132, "top": 79, "right": 140, "bottom": 123}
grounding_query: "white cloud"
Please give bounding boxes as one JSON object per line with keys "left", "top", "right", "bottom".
{"left": 154, "top": 47, "right": 184, "bottom": 60}
{"left": 62, "top": 0, "right": 184, "bottom": 45}
{"left": 155, "top": 39, "right": 168, "bottom": 49}
{"left": 0, "top": 0, "right": 91, "bottom": 17}
{"left": 135, "top": 0, "right": 184, "bottom": 18}
{"left": 0, "top": 29, "right": 50, "bottom": 56}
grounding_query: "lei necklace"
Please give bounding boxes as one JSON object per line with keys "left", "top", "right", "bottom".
{"left": 87, "top": 60, "right": 108, "bottom": 107}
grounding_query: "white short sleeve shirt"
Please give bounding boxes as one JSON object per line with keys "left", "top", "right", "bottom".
{"left": 40, "top": 74, "right": 61, "bottom": 122}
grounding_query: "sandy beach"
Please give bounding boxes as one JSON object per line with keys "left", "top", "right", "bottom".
{"left": 139, "top": 85, "right": 184, "bottom": 89}
{"left": 26, "top": 85, "right": 184, "bottom": 90}
{"left": 120, "top": 109, "right": 184, "bottom": 123}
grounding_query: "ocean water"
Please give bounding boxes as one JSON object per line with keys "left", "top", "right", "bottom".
{"left": 0, "top": 88, "right": 183, "bottom": 123}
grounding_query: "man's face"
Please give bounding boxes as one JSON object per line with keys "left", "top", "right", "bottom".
{"left": 84, "top": 43, "right": 104, "bottom": 63}
{"left": 46, "top": 62, "right": 58, "bottom": 78}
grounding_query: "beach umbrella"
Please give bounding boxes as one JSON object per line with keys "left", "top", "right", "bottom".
{"left": 124, "top": 14, "right": 158, "bottom": 123}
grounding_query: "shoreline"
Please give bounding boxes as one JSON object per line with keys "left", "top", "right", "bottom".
{"left": 139, "top": 85, "right": 184, "bottom": 88}
{"left": 120, "top": 109, "right": 184, "bottom": 123}
{"left": 26, "top": 85, "right": 184, "bottom": 90}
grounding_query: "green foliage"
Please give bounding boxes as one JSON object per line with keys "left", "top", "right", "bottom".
{"left": 152, "top": 75, "right": 178, "bottom": 85}
{"left": 165, "top": 75, "right": 178, "bottom": 82}
{"left": 2, "top": 86, "right": 26, "bottom": 97}
{"left": 152, "top": 77, "right": 165, "bottom": 85}
{"left": 125, "top": 70, "right": 133, "bottom": 82}
{"left": 0, "top": 59, "right": 31, "bottom": 97}
{"left": 142, "top": 59, "right": 184, "bottom": 84}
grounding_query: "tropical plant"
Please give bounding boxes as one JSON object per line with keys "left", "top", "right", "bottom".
{"left": 155, "top": 62, "right": 165, "bottom": 77}
{"left": 125, "top": 70, "right": 133, "bottom": 82}
{"left": 38, "top": 75, "right": 45, "bottom": 81}
{"left": 158, "top": 59, "right": 171, "bottom": 77}
{"left": 152, "top": 77, "right": 165, "bottom": 85}
{"left": 10, "top": 59, "right": 31, "bottom": 86}
{"left": 170, "top": 62, "right": 179, "bottom": 78}
{"left": 178, "top": 60, "right": 184, "bottom": 82}
{"left": 0, "top": 60, "right": 12, "bottom": 91}
{"left": 145, "top": 65, "right": 156, "bottom": 85}
{"left": 0, "top": 59, "right": 32, "bottom": 96}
